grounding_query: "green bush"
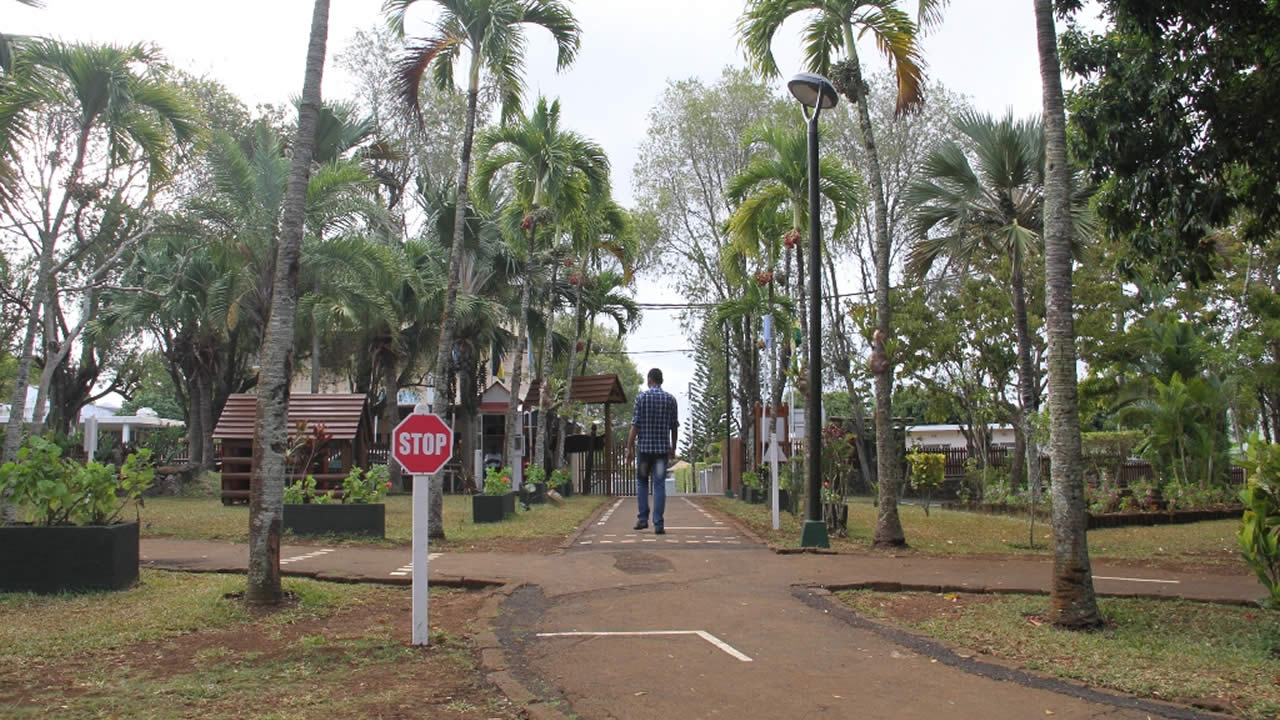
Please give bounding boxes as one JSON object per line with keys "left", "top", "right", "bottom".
{"left": 1238, "top": 437, "right": 1280, "bottom": 609}
{"left": 484, "top": 466, "right": 512, "bottom": 496}
{"left": 340, "top": 465, "right": 390, "bottom": 504}
{"left": 550, "top": 467, "right": 571, "bottom": 490}
{"left": 524, "top": 465, "right": 546, "bottom": 486}
{"left": 0, "top": 435, "right": 154, "bottom": 526}
{"left": 906, "top": 449, "right": 945, "bottom": 516}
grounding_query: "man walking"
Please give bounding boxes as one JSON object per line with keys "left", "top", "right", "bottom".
{"left": 625, "top": 368, "right": 679, "bottom": 534}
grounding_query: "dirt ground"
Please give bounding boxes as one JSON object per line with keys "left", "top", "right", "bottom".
{"left": 0, "top": 587, "right": 521, "bottom": 719}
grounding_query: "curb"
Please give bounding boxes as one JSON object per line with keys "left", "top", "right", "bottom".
{"left": 810, "top": 580, "right": 1257, "bottom": 607}
{"left": 476, "top": 583, "right": 573, "bottom": 720}
{"left": 141, "top": 563, "right": 507, "bottom": 589}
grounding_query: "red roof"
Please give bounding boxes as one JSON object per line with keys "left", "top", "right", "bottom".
{"left": 212, "top": 393, "right": 370, "bottom": 441}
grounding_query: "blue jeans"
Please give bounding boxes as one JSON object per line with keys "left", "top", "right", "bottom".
{"left": 635, "top": 452, "right": 668, "bottom": 530}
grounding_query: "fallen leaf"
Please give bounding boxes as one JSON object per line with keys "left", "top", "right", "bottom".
{"left": 634, "top": 691, "right": 647, "bottom": 697}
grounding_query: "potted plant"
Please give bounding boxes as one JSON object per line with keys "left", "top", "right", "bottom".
{"left": 0, "top": 436, "right": 154, "bottom": 593}
{"left": 550, "top": 467, "right": 572, "bottom": 498}
{"left": 740, "top": 470, "right": 763, "bottom": 504}
{"left": 523, "top": 465, "right": 548, "bottom": 505}
{"left": 282, "top": 465, "right": 389, "bottom": 537}
{"left": 473, "top": 466, "right": 514, "bottom": 523}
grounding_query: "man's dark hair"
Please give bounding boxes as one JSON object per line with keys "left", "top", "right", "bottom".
{"left": 647, "top": 368, "right": 663, "bottom": 385}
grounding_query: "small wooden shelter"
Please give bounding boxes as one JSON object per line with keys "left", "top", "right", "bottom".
{"left": 525, "top": 374, "right": 628, "bottom": 493}
{"left": 212, "top": 393, "right": 374, "bottom": 504}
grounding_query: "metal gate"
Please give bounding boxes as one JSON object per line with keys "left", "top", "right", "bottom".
{"left": 566, "top": 429, "right": 633, "bottom": 496}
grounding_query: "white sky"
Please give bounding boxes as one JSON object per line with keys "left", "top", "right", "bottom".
{"left": 11, "top": 0, "right": 1070, "bottom": 429}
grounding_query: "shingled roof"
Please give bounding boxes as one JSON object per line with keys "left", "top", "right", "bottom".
{"left": 212, "top": 393, "right": 370, "bottom": 441}
{"left": 524, "top": 374, "right": 628, "bottom": 406}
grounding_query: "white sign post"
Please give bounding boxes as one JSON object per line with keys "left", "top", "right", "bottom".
{"left": 391, "top": 404, "right": 454, "bottom": 647}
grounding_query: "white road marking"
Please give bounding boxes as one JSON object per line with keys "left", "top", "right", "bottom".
{"left": 389, "top": 553, "right": 441, "bottom": 576}
{"left": 579, "top": 541, "right": 593, "bottom": 545}
{"left": 665, "top": 527, "right": 731, "bottom": 531}
{"left": 596, "top": 498, "right": 625, "bottom": 526}
{"left": 1093, "top": 575, "right": 1180, "bottom": 584}
{"left": 536, "top": 630, "right": 752, "bottom": 662}
{"left": 280, "top": 548, "right": 335, "bottom": 565}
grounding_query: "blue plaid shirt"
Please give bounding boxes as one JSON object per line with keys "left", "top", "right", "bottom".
{"left": 632, "top": 385, "right": 679, "bottom": 454}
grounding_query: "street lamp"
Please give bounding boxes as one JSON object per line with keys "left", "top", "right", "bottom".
{"left": 789, "top": 72, "right": 836, "bottom": 549}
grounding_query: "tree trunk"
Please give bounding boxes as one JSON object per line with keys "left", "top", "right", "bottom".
{"left": 1035, "top": 0, "right": 1101, "bottom": 629}
{"left": 310, "top": 293, "right": 321, "bottom": 393}
{"left": 247, "top": 0, "right": 329, "bottom": 607}
{"left": 380, "top": 352, "right": 404, "bottom": 492}
{"left": 837, "top": 46, "right": 904, "bottom": 547}
{"left": 505, "top": 224, "right": 535, "bottom": 471}
{"left": 559, "top": 256, "right": 588, "bottom": 468}
{"left": 822, "top": 242, "right": 875, "bottom": 489}
{"left": 533, "top": 263, "right": 558, "bottom": 474}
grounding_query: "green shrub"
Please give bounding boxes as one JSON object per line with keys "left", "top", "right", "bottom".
{"left": 484, "top": 466, "right": 512, "bottom": 496}
{"left": 525, "top": 465, "right": 546, "bottom": 485}
{"left": 550, "top": 467, "right": 571, "bottom": 490}
{"left": 741, "top": 470, "right": 761, "bottom": 490}
{"left": 906, "top": 449, "right": 945, "bottom": 516}
{"left": 1238, "top": 437, "right": 1280, "bottom": 609}
{"left": 0, "top": 436, "right": 154, "bottom": 526}
{"left": 340, "top": 465, "right": 390, "bottom": 504}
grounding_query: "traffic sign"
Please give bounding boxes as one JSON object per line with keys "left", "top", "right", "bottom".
{"left": 392, "top": 412, "right": 453, "bottom": 475}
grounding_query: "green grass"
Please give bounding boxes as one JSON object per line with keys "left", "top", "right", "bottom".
{"left": 0, "top": 571, "right": 514, "bottom": 719}
{"left": 838, "top": 590, "right": 1280, "bottom": 719}
{"left": 138, "top": 494, "right": 608, "bottom": 549}
{"left": 710, "top": 496, "right": 1241, "bottom": 564}
{"left": 0, "top": 570, "right": 380, "bottom": 661}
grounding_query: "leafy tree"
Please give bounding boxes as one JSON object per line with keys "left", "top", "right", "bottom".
{"left": 739, "top": 0, "right": 945, "bottom": 549}
{"left": 1034, "top": 0, "right": 1102, "bottom": 629}
{"left": 471, "top": 96, "right": 608, "bottom": 474}
{"left": 0, "top": 41, "right": 199, "bottom": 473}
{"left": 905, "top": 111, "right": 1093, "bottom": 494}
{"left": 1061, "top": 1, "right": 1280, "bottom": 283}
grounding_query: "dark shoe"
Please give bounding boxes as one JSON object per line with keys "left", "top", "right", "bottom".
{"left": 633, "top": 522, "right": 648, "bottom": 530}
{"left": 654, "top": 528, "right": 666, "bottom": 535}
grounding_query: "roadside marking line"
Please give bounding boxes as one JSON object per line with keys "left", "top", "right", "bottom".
{"left": 665, "top": 527, "right": 731, "bottom": 531}
{"left": 596, "top": 498, "right": 625, "bottom": 526}
{"left": 1093, "top": 575, "right": 1180, "bottom": 584}
{"left": 535, "top": 630, "right": 752, "bottom": 662}
{"left": 388, "top": 553, "right": 441, "bottom": 577}
{"left": 600, "top": 540, "right": 613, "bottom": 544}
{"left": 642, "top": 539, "right": 656, "bottom": 543}
{"left": 281, "top": 548, "right": 335, "bottom": 565}
{"left": 579, "top": 541, "right": 593, "bottom": 545}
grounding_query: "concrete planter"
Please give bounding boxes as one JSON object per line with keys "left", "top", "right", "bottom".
{"left": 0, "top": 521, "right": 139, "bottom": 594}
{"left": 283, "top": 503, "right": 385, "bottom": 538}
{"left": 473, "top": 493, "right": 516, "bottom": 523}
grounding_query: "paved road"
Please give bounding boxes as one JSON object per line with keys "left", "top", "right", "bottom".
{"left": 141, "top": 496, "right": 1254, "bottom": 719}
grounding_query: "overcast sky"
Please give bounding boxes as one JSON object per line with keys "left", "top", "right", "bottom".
{"left": 11, "top": 0, "right": 1079, "bottom": 429}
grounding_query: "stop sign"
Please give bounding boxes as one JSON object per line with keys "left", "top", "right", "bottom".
{"left": 391, "top": 413, "right": 453, "bottom": 475}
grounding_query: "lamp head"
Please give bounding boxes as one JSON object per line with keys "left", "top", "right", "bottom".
{"left": 787, "top": 72, "right": 839, "bottom": 110}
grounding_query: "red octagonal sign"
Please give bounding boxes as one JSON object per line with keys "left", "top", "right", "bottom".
{"left": 391, "top": 413, "right": 453, "bottom": 475}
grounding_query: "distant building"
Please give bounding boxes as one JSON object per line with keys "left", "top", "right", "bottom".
{"left": 905, "top": 423, "right": 1015, "bottom": 450}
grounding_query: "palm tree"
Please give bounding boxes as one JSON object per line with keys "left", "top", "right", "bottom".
{"left": 905, "top": 111, "right": 1091, "bottom": 512}
{"left": 0, "top": 40, "right": 198, "bottom": 469}
{"left": 725, "top": 118, "right": 862, "bottom": 440}
{"left": 558, "top": 198, "right": 635, "bottom": 467}
{"left": 384, "top": 0, "right": 580, "bottom": 408}
{"left": 247, "top": 0, "right": 330, "bottom": 607}
{"left": 739, "top": 0, "right": 944, "bottom": 548}
{"left": 1034, "top": 0, "right": 1101, "bottom": 629}
{"left": 471, "top": 96, "right": 608, "bottom": 475}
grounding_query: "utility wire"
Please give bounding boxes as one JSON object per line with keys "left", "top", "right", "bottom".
{"left": 633, "top": 274, "right": 961, "bottom": 309}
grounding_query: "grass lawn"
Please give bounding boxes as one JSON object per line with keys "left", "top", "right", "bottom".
{"left": 0, "top": 570, "right": 519, "bottom": 719}
{"left": 138, "top": 494, "right": 609, "bottom": 551}
{"left": 837, "top": 589, "right": 1280, "bottom": 719}
{"left": 710, "top": 497, "right": 1242, "bottom": 566}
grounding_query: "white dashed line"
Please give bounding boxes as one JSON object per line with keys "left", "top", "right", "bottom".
{"left": 596, "top": 498, "right": 625, "bottom": 526}
{"left": 280, "top": 548, "right": 335, "bottom": 565}
{"left": 388, "top": 553, "right": 441, "bottom": 577}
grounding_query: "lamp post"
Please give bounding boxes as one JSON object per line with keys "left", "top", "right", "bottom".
{"left": 789, "top": 72, "right": 837, "bottom": 549}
